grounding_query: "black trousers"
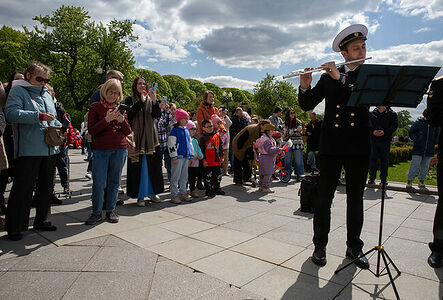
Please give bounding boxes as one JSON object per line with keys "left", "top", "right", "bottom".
{"left": 6, "top": 155, "right": 57, "bottom": 234}
{"left": 368, "top": 141, "right": 390, "bottom": 182}
{"left": 432, "top": 159, "right": 443, "bottom": 252}
{"left": 204, "top": 166, "right": 222, "bottom": 193}
{"left": 53, "top": 144, "right": 69, "bottom": 188}
{"left": 233, "top": 157, "right": 251, "bottom": 184}
{"left": 188, "top": 166, "right": 201, "bottom": 191}
{"left": 314, "top": 155, "right": 369, "bottom": 251}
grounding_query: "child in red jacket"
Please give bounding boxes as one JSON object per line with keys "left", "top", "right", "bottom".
{"left": 199, "top": 119, "right": 224, "bottom": 198}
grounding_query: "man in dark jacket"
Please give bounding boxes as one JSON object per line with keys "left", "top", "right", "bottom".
{"left": 298, "top": 24, "right": 371, "bottom": 269}
{"left": 427, "top": 75, "right": 443, "bottom": 268}
{"left": 368, "top": 106, "right": 398, "bottom": 185}
{"left": 305, "top": 112, "right": 322, "bottom": 171}
{"left": 406, "top": 109, "right": 440, "bottom": 189}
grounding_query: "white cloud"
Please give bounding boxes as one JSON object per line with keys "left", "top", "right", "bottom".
{"left": 385, "top": 0, "right": 443, "bottom": 19}
{"left": 414, "top": 27, "right": 431, "bottom": 33}
{"left": 193, "top": 75, "right": 257, "bottom": 91}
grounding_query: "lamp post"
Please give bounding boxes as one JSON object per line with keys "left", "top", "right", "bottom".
{"left": 222, "top": 91, "right": 233, "bottom": 113}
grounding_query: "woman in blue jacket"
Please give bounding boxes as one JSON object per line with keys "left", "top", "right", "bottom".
{"left": 5, "top": 61, "right": 61, "bottom": 241}
{"left": 407, "top": 109, "right": 440, "bottom": 189}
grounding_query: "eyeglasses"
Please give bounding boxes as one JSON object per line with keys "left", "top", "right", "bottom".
{"left": 205, "top": 125, "right": 213, "bottom": 128}
{"left": 35, "top": 76, "right": 50, "bottom": 83}
{"left": 290, "top": 111, "right": 296, "bottom": 114}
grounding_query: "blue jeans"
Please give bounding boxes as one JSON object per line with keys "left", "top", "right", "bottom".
{"left": 92, "top": 149, "right": 127, "bottom": 214}
{"left": 284, "top": 148, "right": 304, "bottom": 177}
{"left": 170, "top": 158, "right": 189, "bottom": 195}
{"left": 307, "top": 151, "right": 316, "bottom": 170}
{"left": 407, "top": 155, "right": 432, "bottom": 181}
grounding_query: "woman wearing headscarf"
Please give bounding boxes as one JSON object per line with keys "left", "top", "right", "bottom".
{"left": 125, "top": 76, "right": 164, "bottom": 206}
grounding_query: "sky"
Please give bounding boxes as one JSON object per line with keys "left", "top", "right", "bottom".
{"left": 1, "top": 0, "right": 442, "bottom": 119}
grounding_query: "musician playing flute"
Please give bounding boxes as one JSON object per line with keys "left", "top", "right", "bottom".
{"left": 298, "top": 24, "right": 371, "bottom": 268}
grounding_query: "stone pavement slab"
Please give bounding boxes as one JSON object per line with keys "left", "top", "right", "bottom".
{"left": 148, "top": 236, "right": 223, "bottom": 264}
{"left": 189, "top": 250, "right": 275, "bottom": 287}
{"left": 1, "top": 149, "right": 442, "bottom": 299}
{"left": 0, "top": 271, "right": 79, "bottom": 300}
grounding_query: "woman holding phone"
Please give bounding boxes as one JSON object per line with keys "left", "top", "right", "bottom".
{"left": 125, "top": 77, "right": 164, "bottom": 206}
{"left": 85, "top": 78, "right": 130, "bottom": 225}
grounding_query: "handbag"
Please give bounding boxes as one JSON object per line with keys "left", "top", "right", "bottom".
{"left": 26, "top": 89, "right": 64, "bottom": 146}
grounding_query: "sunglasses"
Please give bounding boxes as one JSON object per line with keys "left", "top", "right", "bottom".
{"left": 290, "top": 111, "right": 296, "bottom": 114}
{"left": 35, "top": 76, "right": 50, "bottom": 83}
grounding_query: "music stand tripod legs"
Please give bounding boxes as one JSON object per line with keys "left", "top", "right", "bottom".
{"left": 334, "top": 183, "right": 402, "bottom": 299}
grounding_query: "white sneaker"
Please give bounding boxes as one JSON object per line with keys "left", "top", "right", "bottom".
{"left": 85, "top": 172, "right": 92, "bottom": 180}
{"left": 118, "top": 186, "right": 124, "bottom": 194}
{"left": 137, "top": 198, "right": 146, "bottom": 207}
{"left": 149, "top": 195, "right": 162, "bottom": 203}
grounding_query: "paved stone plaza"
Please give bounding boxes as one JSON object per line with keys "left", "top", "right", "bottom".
{"left": 0, "top": 149, "right": 442, "bottom": 299}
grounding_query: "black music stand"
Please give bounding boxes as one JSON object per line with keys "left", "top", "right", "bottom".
{"left": 335, "top": 64, "right": 441, "bottom": 300}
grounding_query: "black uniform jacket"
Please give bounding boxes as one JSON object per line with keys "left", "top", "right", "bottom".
{"left": 298, "top": 66, "right": 370, "bottom": 156}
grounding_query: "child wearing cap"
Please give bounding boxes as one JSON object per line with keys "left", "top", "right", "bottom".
{"left": 199, "top": 119, "right": 225, "bottom": 197}
{"left": 187, "top": 120, "right": 203, "bottom": 198}
{"left": 168, "top": 109, "right": 194, "bottom": 204}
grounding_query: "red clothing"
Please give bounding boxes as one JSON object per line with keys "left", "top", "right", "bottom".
{"left": 88, "top": 102, "right": 131, "bottom": 150}
{"left": 199, "top": 131, "right": 224, "bottom": 167}
{"left": 196, "top": 102, "right": 224, "bottom": 136}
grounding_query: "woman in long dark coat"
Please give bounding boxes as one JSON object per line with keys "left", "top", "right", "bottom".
{"left": 125, "top": 76, "right": 164, "bottom": 206}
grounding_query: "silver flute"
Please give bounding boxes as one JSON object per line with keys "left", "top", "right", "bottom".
{"left": 282, "top": 57, "right": 372, "bottom": 79}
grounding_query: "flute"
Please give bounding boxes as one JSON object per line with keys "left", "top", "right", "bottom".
{"left": 282, "top": 57, "right": 372, "bottom": 79}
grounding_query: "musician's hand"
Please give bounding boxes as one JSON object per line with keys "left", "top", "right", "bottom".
{"left": 300, "top": 68, "right": 313, "bottom": 89}
{"left": 321, "top": 61, "right": 340, "bottom": 80}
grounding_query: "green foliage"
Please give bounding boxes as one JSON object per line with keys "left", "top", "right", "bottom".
{"left": 389, "top": 147, "right": 412, "bottom": 165}
{"left": 162, "top": 74, "right": 196, "bottom": 108}
{"left": 0, "top": 26, "right": 29, "bottom": 81}
{"left": 186, "top": 79, "right": 206, "bottom": 100}
{"left": 252, "top": 73, "right": 307, "bottom": 121}
{"left": 23, "top": 5, "right": 136, "bottom": 125}
{"left": 394, "top": 110, "right": 413, "bottom": 137}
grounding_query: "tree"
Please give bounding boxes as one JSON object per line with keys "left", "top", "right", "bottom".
{"left": 395, "top": 110, "right": 414, "bottom": 137}
{"left": 0, "top": 26, "right": 29, "bottom": 81}
{"left": 252, "top": 73, "right": 307, "bottom": 121}
{"left": 162, "top": 74, "right": 195, "bottom": 107}
{"left": 186, "top": 79, "right": 207, "bottom": 100}
{"left": 24, "top": 5, "right": 137, "bottom": 124}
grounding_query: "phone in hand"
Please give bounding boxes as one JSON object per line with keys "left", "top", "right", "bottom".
{"left": 118, "top": 104, "right": 127, "bottom": 114}
{"left": 151, "top": 82, "right": 158, "bottom": 92}
{"left": 162, "top": 96, "right": 167, "bottom": 105}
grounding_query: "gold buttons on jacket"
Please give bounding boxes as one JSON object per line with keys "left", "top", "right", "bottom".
{"left": 351, "top": 113, "right": 355, "bottom": 117}
{"left": 336, "top": 105, "right": 340, "bottom": 109}
{"left": 335, "top": 124, "right": 339, "bottom": 127}
{"left": 350, "top": 123, "right": 355, "bottom": 126}
{"left": 336, "top": 114, "right": 339, "bottom": 118}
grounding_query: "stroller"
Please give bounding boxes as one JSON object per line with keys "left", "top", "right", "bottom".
{"left": 272, "top": 131, "right": 292, "bottom": 183}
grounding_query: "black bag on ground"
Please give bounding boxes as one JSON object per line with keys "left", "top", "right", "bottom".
{"left": 298, "top": 171, "right": 320, "bottom": 212}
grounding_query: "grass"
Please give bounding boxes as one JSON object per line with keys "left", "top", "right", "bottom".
{"left": 381, "top": 161, "right": 438, "bottom": 186}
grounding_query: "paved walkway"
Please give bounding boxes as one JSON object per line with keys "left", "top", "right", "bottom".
{"left": 0, "top": 149, "right": 442, "bottom": 299}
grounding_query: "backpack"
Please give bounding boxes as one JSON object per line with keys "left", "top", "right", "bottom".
{"left": 298, "top": 171, "right": 319, "bottom": 213}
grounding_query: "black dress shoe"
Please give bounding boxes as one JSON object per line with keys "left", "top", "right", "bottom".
{"left": 33, "top": 221, "right": 57, "bottom": 231}
{"left": 215, "top": 189, "right": 226, "bottom": 195}
{"left": 196, "top": 183, "right": 205, "bottom": 190}
{"left": 312, "top": 247, "right": 327, "bottom": 267}
{"left": 51, "top": 194, "right": 63, "bottom": 205}
{"left": 8, "top": 232, "right": 23, "bottom": 241}
{"left": 428, "top": 251, "right": 443, "bottom": 268}
{"left": 346, "top": 247, "right": 369, "bottom": 269}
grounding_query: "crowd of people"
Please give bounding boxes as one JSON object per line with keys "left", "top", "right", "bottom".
{"left": 0, "top": 23, "right": 442, "bottom": 270}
